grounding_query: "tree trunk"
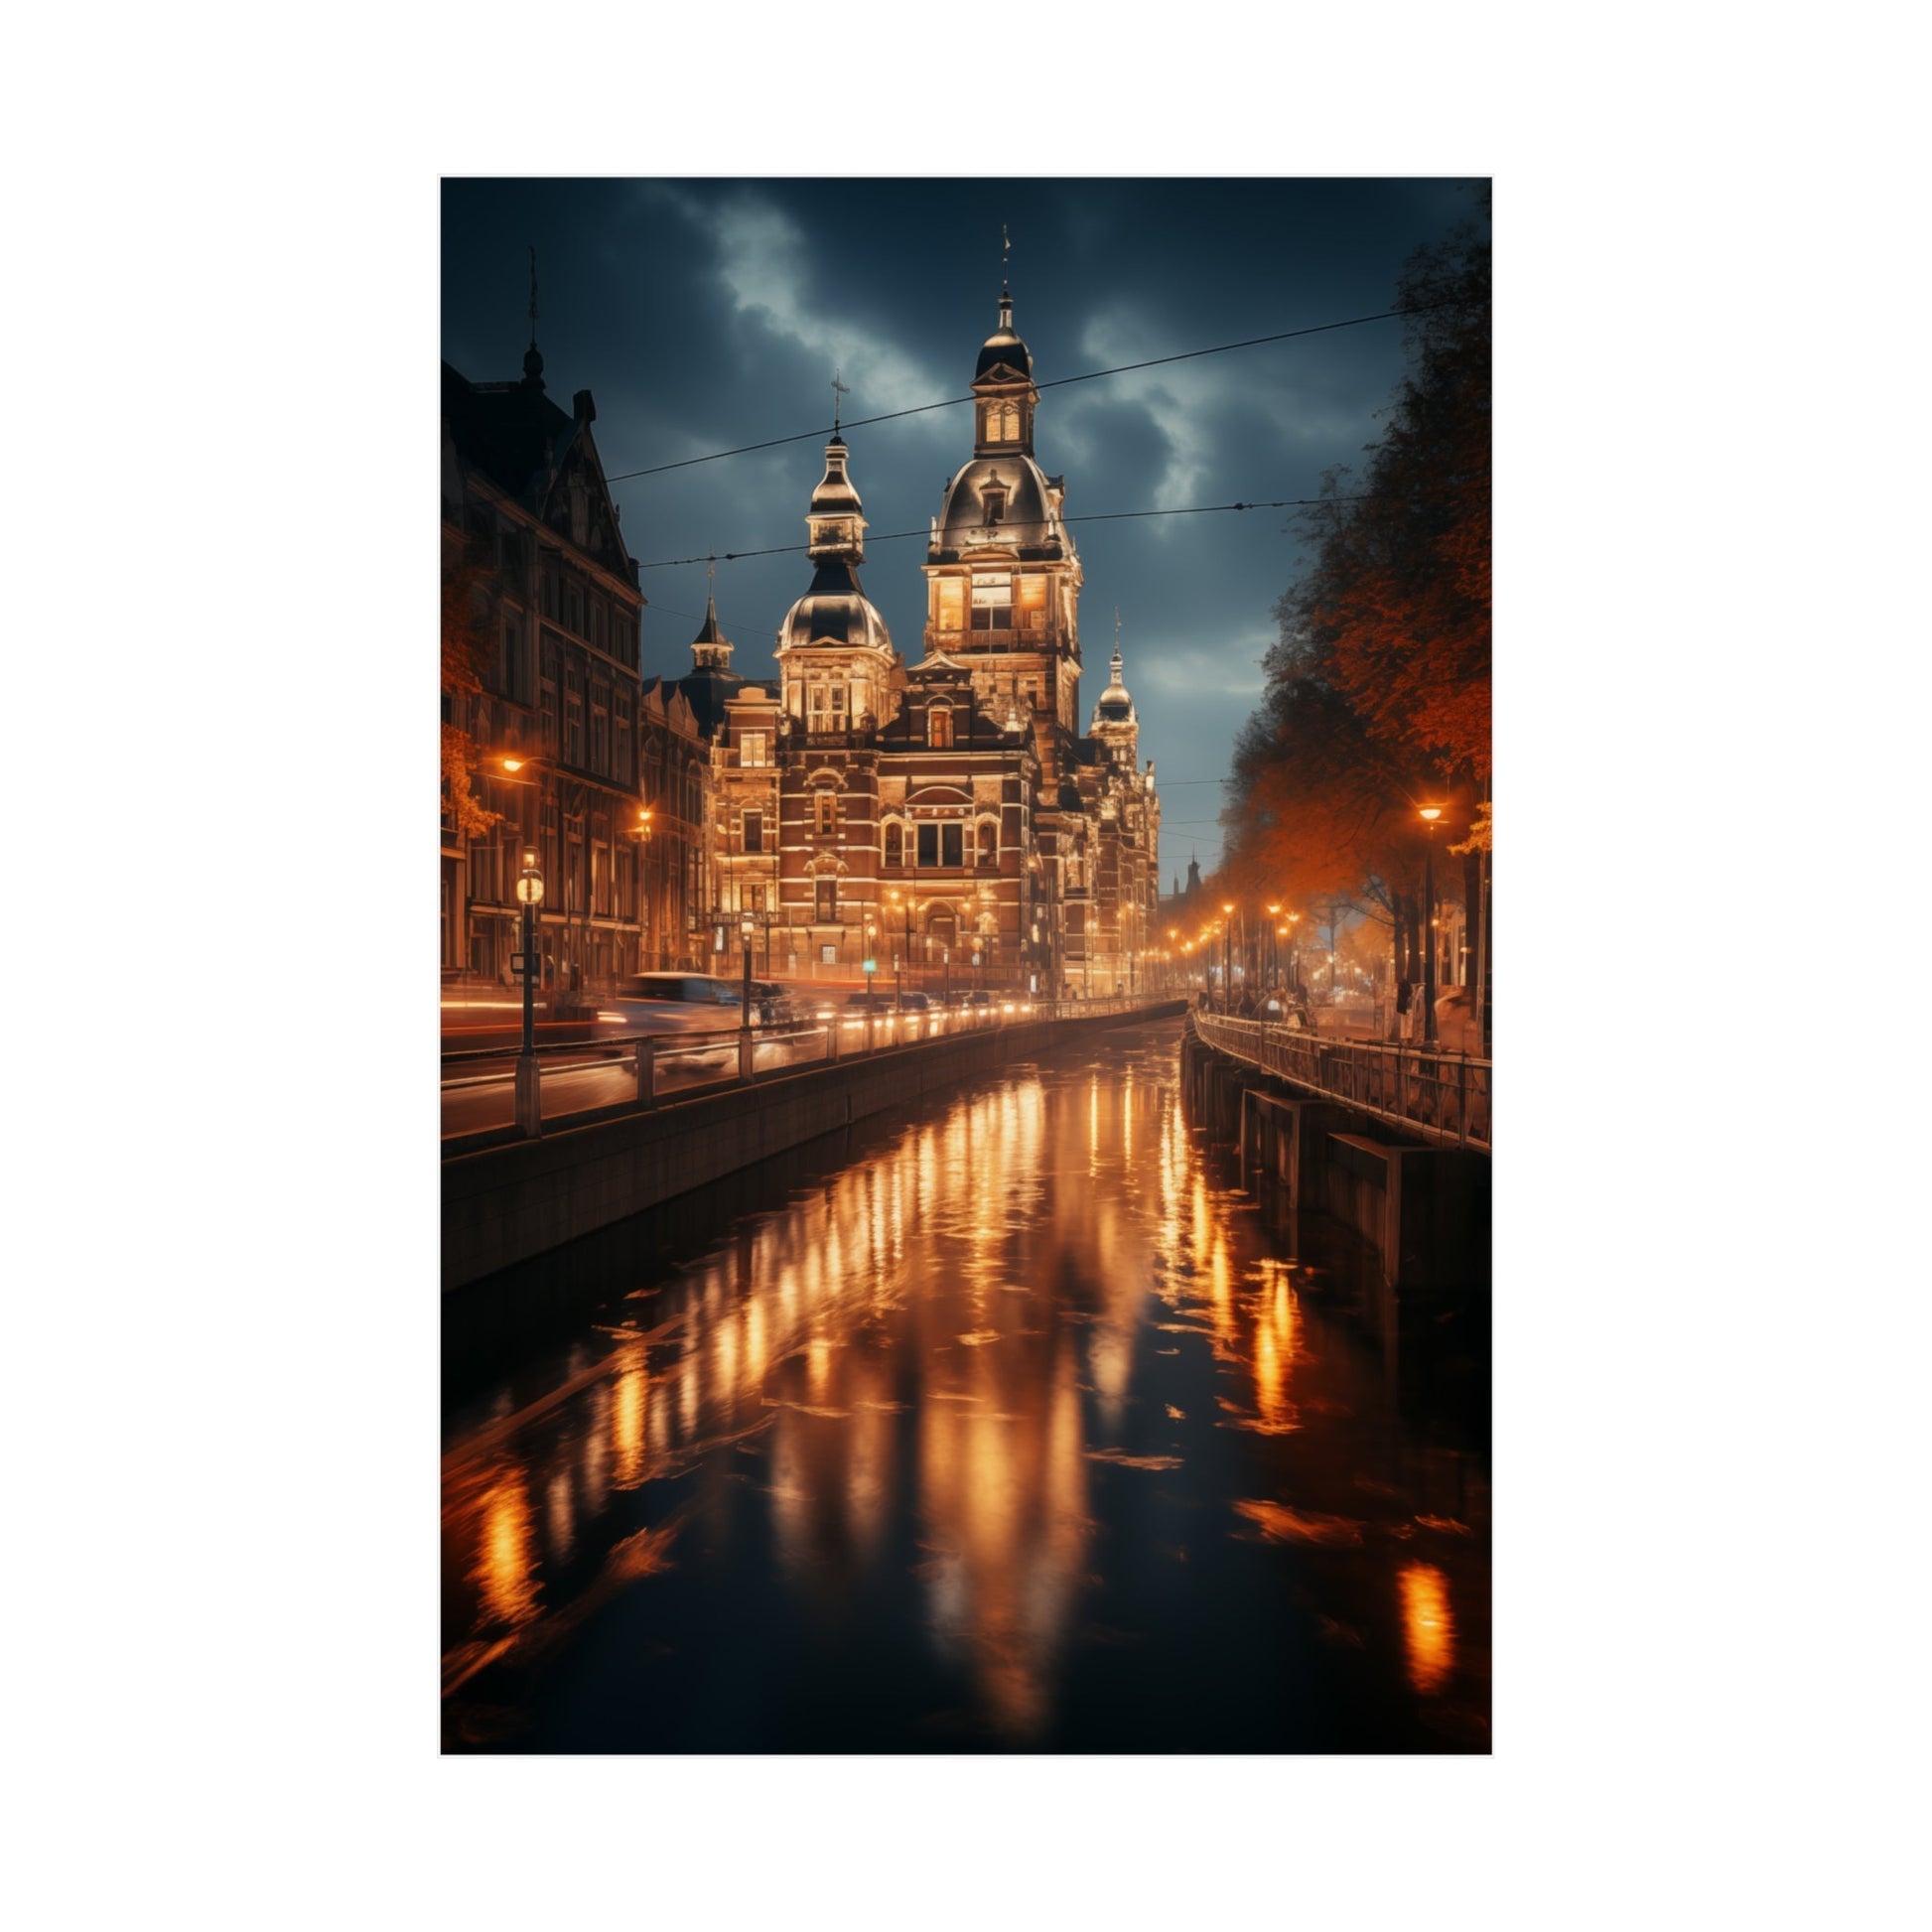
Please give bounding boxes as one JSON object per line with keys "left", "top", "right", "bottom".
{"left": 1461, "top": 845, "right": 1482, "bottom": 990}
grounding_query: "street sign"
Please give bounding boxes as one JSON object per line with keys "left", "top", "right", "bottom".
{"left": 863, "top": 959, "right": 877, "bottom": 975}
{"left": 510, "top": 952, "right": 534, "bottom": 976}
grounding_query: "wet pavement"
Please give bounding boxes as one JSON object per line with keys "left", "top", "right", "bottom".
{"left": 441, "top": 1019, "right": 1490, "bottom": 1751}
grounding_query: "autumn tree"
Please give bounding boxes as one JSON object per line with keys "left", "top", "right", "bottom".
{"left": 1224, "top": 203, "right": 1490, "bottom": 1020}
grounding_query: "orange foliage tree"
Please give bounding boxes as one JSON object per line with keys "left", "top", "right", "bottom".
{"left": 1225, "top": 205, "right": 1490, "bottom": 997}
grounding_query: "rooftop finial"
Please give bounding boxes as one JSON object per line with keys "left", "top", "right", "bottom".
{"left": 1000, "top": 225, "right": 1013, "bottom": 327}
{"left": 831, "top": 367, "right": 849, "bottom": 434}
{"left": 522, "top": 243, "right": 545, "bottom": 388}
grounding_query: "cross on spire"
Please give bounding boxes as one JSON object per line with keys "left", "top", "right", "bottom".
{"left": 527, "top": 244, "right": 539, "bottom": 347}
{"left": 831, "top": 368, "right": 849, "bottom": 432}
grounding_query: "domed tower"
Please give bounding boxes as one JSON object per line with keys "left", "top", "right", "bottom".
{"left": 1089, "top": 638, "right": 1140, "bottom": 766}
{"left": 921, "top": 286, "right": 1083, "bottom": 786}
{"left": 775, "top": 432, "right": 901, "bottom": 734}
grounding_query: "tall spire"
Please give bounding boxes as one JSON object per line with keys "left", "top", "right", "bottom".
{"left": 691, "top": 553, "right": 733, "bottom": 670}
{"left": 521, "top": 243, "right": 544, "bottom": 389}
{"left": 831, "top": 366, "right": 849, "bottom": 434}
{"left": 1000, "top": 223, "right": 1013, "bottom": 328}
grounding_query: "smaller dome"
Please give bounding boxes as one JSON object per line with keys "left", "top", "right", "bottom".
{"left": 777, "top": 559, "right": 894, "bottom": 655}
{"left": 809, "top": 434, "right": 863, "bottom": 517}
{"left": 974, "top": 289, "right": 1034, "bottom": 382}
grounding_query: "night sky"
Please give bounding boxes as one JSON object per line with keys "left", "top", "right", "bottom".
{"left": 441, "top": 179, "right": 1486, "bottom": 887}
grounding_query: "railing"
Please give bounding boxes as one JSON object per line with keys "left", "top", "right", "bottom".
{"left": 1193, "top": 1012, "right": 1491, "bottom": 1152}
{"left": 443, "top": 994, "right": 1176, "bottom": 1143}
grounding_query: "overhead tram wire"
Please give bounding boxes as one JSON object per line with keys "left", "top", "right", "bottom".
{"left": 628, "top": 494, "right": 1373, "bottom": 573}
{"left": 600, "top": 299, "right": 1453, "bottom": 485}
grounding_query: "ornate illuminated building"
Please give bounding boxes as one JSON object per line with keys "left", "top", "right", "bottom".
{"left": 693, "top": 286, "right": 1161, "bottom": 991}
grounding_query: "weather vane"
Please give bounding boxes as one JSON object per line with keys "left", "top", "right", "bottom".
{"left": 831, "top": 367, "right": 849, "bottom": 432}
{"left": 527, "top": 244, "right": 539, "bottom": 346}
{"left": 1002, "top": 223, "right": 1012, "bottom": 278}
{"left": 707, "top": 551, "right": 717, "bottom": 591}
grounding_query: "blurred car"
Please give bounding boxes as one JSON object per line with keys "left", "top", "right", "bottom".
{"left": 963, "top": 990, "right": 992, "bottom": 1008}
{"left": 897, "top": 991, "right": 931, "bottom": 1013}
{"left": 751, "top": 980, "right": 799, "bottom": 1026}
{"left": 843, "top": 989, "right": 895, "bottom": 1013}
{"left": 596, "top": 972, "right": 756, "bottom": 1036}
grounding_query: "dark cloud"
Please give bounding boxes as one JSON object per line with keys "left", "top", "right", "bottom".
{"left": 442, "top": 177, "right": 1486, "bottom": 881}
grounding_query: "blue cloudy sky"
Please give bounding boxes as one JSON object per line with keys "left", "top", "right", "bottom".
{"left": 441, "top": 178, "right": 1484, "bottom": 887}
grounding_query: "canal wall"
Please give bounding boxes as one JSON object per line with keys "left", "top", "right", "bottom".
{"left": 1182, "top": 1021, "right": 1489, "bottom": 1295}
{"left": 444, "top": 1001, "right": 1184, "bottom": 1298}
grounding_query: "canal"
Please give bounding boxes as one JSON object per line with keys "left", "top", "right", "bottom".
{"left": 441, "top": 1018, "right": 1490, "bottom": 1752}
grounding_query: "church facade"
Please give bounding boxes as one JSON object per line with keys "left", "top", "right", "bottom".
{"left": 680, "top": 290, "right": 1162, "bottom": 994}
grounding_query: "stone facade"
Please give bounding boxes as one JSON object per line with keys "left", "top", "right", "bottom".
{"left": 441, "top": 345, "right": 715, "bottom": 998}
{"left": 668, "top": 290, "right": 1165, "bottom": 992}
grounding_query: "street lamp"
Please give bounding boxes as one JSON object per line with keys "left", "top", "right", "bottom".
{"left": 738, "top": 908, "right": 758, "bottom": 1078}
{"left": 1419, "top": 805, "right": 1444, "bottom": 1046}
{"left": 513, "top": 848, "right": 545, "bottom": 1136}
{"left": 1221, "top": 902, "right": 1235, "bottom": 1015}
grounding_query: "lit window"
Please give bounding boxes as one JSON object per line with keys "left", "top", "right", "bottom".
{"left": 970, "top": 573, "right": 1012, "bottom": 631}
{"left": 936, "top": 580, "right": 963, "bottom": 630}
{"left": 928, "top": 707, "right": 953, "bottom": 749}
{"left": 1019, "top": 575, "right": 1047, "bottom": 630}
{"left": 816, "top": 791, "right": 837, "bottom": 836}
{"left": 741, "top": 732, "right": 766, "bottom": 768}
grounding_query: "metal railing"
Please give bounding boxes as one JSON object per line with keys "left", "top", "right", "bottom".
{"left": 443, "top": 994, "right": 1177, "bottom": 1143}
{"left": 1193, "top": 1012, "right": 1491, "bottom": 1151}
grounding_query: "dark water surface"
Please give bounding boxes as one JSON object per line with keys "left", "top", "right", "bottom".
{"left": 441, "top": 1021, "right": 1490, "bottom": 1751}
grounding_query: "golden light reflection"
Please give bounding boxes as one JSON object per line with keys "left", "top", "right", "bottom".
{"left": 471, "top": 1467, "right": 541, "bottom": 1631}
{"left": 1399, "top": 1562, "right": 1456, "bottom": 1695}
{"left": 612, "top": 1344, "right": 648, "bottom": 1490}
{"left": 1252, "top": 1278, "right": 1298, "bottom": 1431}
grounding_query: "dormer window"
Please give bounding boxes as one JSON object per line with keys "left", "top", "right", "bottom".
{"left": 980, "top": 474, "right": 1008, "bottom": 525}
{"left": 928, "top": 706, "right": 953, "bottom": 749}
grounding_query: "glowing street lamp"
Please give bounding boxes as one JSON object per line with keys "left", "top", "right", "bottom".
{"left": 513, "top": 847, "right": 545, "bottom": 1135}
{"left": 1419, "top": 805, "right": 1445, "bottom": 1046}
{"left": 1221, "top": 901, "right": 1235, "bottom": 1014}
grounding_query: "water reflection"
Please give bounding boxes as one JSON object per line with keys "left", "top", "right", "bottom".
{"left": 1399, "top": 1562, "right": 1457, "bottom": 1695}
{"left": 442, "top": 1028, "right": 1490, "bottom": 1750}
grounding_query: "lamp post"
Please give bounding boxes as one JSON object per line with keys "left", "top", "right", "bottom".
{"left": 1419, "top": 805, "right": 1444, "bottom": 1046}
{"left": 513, "top": 848, "right": 545, "bottom": 1137}
{"left": 1222, "top": 902, "right": 1235, "bottom": 1014}
{"left": 739, "top": 908, "right": 757, "bottom": 1080}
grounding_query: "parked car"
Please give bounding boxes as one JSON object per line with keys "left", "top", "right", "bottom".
{"left": 844, "top": 989, "right": 895, "bottom": 1013}
{"left": 897, "top": 991, "right": 931, "bottom": 1013}
{"left": 964, "top": 990, "right": 992, "bottom": 1008}
{"left": 596, "top": 972, "right": 755, "bottom": 1036}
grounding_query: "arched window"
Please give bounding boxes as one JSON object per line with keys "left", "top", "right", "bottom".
{"left": 928, "top": 707, "right": 953, "bottom": 749}
{"left": 815, "top": 788, "right": 838, "bottom": 836}
{"left": 884, "top": 820, "right": 903, "bottom": 868}
{"left": 977, "top": 820, "right": 998, "bottom": 868}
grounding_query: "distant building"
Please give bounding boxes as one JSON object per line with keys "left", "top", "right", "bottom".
{"left": 687, "top": 286, "right": 1163, "bottom": 991}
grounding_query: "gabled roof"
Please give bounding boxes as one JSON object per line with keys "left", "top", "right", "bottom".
{"left": 442, "top": 360, "right": 638, "bottom": 587}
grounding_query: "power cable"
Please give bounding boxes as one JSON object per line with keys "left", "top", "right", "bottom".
{"left": 630, "top": 494, "right": 1372, "bottom": 573}
{"left": 601, "top": 300, "right": 1451, "bottom": 483}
